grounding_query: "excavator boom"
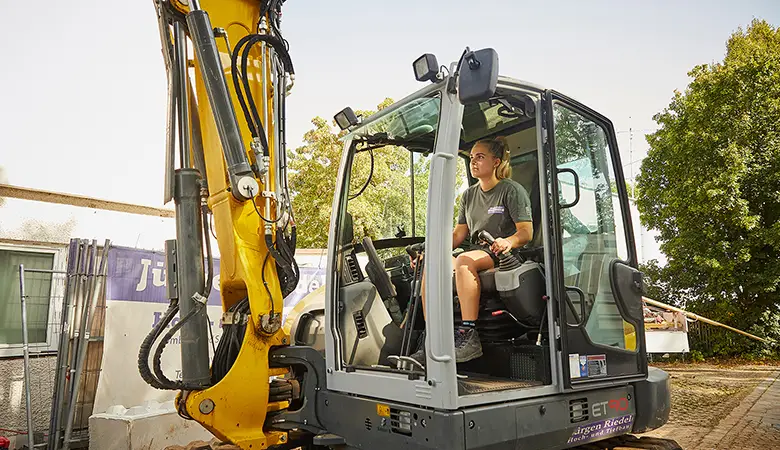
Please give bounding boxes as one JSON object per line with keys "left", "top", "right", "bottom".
{"left": 140, "top": 0, "right": 298, "bottom": 447}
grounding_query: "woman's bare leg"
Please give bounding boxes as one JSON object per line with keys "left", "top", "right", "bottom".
{"left": 454, "top": 250, "right": 495, "bottom": 321}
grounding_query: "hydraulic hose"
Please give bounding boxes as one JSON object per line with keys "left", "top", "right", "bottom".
{"left": 138, "top": 301, "right": 179, "bottom": 389}
{"left": 231, "top": 33, "right": 294, "bottom": 149}
{"left": 152, "top": 300, "right": 209, "bottom": 390}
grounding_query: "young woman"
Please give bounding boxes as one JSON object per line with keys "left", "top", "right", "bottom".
{"left": 410, "top": 136, "right": 533, "bottom": 366}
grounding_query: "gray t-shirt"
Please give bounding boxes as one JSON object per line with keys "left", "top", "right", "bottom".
{"left": 457, "top": 179, "right": 532, "bottom": 244}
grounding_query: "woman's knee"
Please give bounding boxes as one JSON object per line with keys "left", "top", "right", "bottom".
{"left": 455, "top": 253, "right": 472, "bottom": 269}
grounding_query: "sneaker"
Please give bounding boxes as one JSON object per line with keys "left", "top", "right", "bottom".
{"left": 454, "top": 328, "right": 483, "bottom": 363}
{"left": 408, "top": 331, "right": 426, "bottom": 368}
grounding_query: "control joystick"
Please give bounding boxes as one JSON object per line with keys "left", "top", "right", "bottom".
{"left": 477, "top": 230, "right": 522, "bottom": 270}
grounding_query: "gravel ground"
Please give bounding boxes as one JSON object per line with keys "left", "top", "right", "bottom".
{"left": 641, "top": 361, "right": 780, "bottom": 449}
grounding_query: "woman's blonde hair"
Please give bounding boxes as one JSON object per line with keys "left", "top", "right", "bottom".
{"left": 475, "top": 136, "right": 511, "bottom": 180}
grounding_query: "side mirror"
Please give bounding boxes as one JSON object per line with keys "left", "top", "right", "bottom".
{"left": 457, "top": 48, "right": 499, "bottom": 104}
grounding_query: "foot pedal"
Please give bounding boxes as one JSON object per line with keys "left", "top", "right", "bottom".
{"left": 387, "top": 355, "right": 425, "bottom": 371}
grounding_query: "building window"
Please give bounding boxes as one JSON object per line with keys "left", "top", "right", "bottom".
{"left": 0, "top": 244, "right": 65, "bottom": 357}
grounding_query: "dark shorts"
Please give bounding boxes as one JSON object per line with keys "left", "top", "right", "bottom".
{"left": 453, "top": 242, "right": 500, "bottom": 266}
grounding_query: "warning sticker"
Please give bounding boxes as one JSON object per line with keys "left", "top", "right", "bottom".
{"left": 376, "top": 404, "right": 390, "bottom": 417}
{"left": 579, "top": 355, "right": 589, "bottom": 378}
{"left": 586, "top": 355, "right": 607, "bottom": 377}
{"left": 569, "top": 353, "right": 580, "bottom": 379}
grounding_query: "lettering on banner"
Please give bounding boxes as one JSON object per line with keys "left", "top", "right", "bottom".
{"left": 134, "top": 257, "right": 218, "bottom": 294}
{"left": 567, "top": 414, "right": 634, "bottom": 445}
{"left": 136, "top": 259, "right": 152, "bottom": 292}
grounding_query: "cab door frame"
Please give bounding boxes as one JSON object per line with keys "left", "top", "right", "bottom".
{"left": 543, "top": 90, "right": 649, "bottom": 390}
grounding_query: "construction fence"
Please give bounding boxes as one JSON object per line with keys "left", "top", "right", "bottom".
{"left": 1, "top": 240, "right": 107, "bottom": 450}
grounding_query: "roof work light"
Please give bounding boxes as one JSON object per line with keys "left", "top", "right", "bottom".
{"left": 334, "top": 107, "right": 359, "bottom": 130}
{"left": 413, "top": 53, "right": 439, "bottom": 82}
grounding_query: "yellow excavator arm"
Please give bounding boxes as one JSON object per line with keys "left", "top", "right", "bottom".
{"left": 140, "top": 1, "right": 298, "bottom": 447}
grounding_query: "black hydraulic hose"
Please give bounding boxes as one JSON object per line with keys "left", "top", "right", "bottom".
{"left": 260, "top": 250, "right": 277, "bottom": 323}
{"left": 139, "top": 195, "right": 214, "bottom": 391}
{"left": 231, "top": 34, "right": 260, "bottom": 139}
{"left": 232, "top": 33, "right": 295, "bottom": 148}
{"left": 276, "top": 230, "right": 299, "bottom": 282}
{"left": 212, "top": 298, "right": 248, "bottom": 384}
{"left": 200, "top": 203, "right": 215, "bottom": 353}
{"left": 152, "top": 301, "right": 209, "bottom": 390}
{"left": 239, "top": 35, "right": 294, "bottom": 154}
{"left": 138, "top": 300, "right": 179, "bottom": 389}
{"left": 265, "top": 233, "right": 298, "bottom": 289}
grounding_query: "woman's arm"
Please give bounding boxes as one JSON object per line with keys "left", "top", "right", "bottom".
{"left": 452, "top": 223, "right": 469, "bottom": 249}
{"left": 491, "top": 222, "right": 533, "bottom": 255}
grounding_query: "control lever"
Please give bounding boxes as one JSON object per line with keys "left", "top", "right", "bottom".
{"left": 477, "top": 230, "right": 496, "bottom": 245}
{"left": 405, "top": 242, "right": 425, "bottom": 260}
{"left": 477, "top": 230, "right": 523, "bottom": 269}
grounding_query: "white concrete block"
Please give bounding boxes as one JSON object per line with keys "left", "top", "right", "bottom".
{"left": 89, "top": 400, "right": 213, "bottom": 450}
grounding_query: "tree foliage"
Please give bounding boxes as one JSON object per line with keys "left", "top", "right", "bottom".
{"left": 636, "top": 20, "right": 780, "bottom": 352}
{"left": 288, "top": 99, "right": 465, "bottom": 249}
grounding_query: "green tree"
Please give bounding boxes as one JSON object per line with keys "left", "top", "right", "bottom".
{"left": 287, "top": 114, "right": 345, "bottom": 248}
{"left": 289, "top": 99, "right": 464, "bottom": 248}
{"left": 636, "top": 20, "right": 780, "bottom": 353}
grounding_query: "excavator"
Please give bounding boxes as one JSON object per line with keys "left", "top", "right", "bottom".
{"left": 140, "top": 0, "right": 682, "bottom": 449}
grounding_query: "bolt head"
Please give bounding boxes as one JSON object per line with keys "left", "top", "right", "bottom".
{"left": 199, "top": 399, "right": 215, "bottom": 415}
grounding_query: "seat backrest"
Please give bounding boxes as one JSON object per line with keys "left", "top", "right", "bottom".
{"left": 511, "top": 157, "right": 543, "bottom": 248}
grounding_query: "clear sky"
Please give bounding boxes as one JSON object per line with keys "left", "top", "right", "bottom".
{"left": 0, "top": 0, "right": 777, "bottom": 250}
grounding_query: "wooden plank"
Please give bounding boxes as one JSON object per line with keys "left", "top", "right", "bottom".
{"left": 0, "top": 183, "right": 175, "bottom": 218}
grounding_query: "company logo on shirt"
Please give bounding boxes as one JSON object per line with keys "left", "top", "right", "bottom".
{"left": 488, "top": 206, "right": 504, "bottom": 214}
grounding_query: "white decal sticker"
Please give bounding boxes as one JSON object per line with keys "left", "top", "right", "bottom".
{"left": 569, "top": 353, "right": 581, "bottom": 379}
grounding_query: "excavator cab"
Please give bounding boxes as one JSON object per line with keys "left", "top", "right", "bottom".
{"left": 285, "top": 52, "right": 673, "bottom": 448}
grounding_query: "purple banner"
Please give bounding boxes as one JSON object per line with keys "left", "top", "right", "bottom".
{"left": 105, "top": 245, "right": 324, "bottom": 309}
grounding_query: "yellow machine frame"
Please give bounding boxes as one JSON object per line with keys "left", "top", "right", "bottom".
{"left": 167, "top": 0, "right": 290, "bottom": 447}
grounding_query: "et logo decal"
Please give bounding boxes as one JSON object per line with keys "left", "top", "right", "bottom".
{"left": 592, "top": 396, "right": 630, "bottom": 417}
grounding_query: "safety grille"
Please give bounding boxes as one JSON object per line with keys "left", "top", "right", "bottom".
{"left": 390, "top": 408, "right": 413, "bottom": 436}
{"left": 569, "top": 398, "right": 589, "bottom": 423}
{"left": 353, "top": 311, "right": 368, "bottom": 339}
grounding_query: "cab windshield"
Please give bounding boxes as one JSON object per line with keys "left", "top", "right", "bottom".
{"left": 356, "top": 95, "right": 441, "bottom": 144}
{"left": 344, "top": 93, "right": 444, "bottom": 246}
